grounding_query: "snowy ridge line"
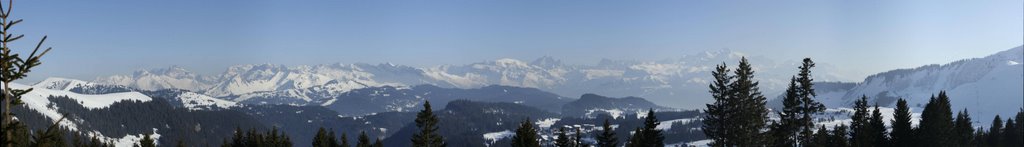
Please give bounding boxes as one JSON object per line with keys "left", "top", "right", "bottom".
{"left": 9, "top": 82, "right": 159, "bottom": 147}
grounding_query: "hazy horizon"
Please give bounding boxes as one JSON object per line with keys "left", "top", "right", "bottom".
{"left": 8, "top": 0, "right": 1024, "bottom": 83}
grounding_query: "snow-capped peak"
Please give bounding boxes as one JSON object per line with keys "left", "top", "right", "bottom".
{"left": 33, "top": 77, "right": 94, "bottom": 91}
{"left": 493, "top": 58, "right": 531, "bottom": 68}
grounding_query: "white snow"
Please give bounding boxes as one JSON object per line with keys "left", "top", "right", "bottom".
{"left": 656, "top": 117, "right": 702, "bottom": 130}
{"left": 34, "top": 77, "right": 94, "bottom": 91}
{"left": 10, "top": 82, "right": 159, "bottom": 147}
{"left": 685, "top": 139, "right": 713, "bottom": 147}
{"left": 483, "top": 130, "right": 515, "bottom": 145}
{"left": 585, "top": 109, "right": 625, "bottom": 119}
{"left": 535, "top": 118, "right": 561, "bottom": 129}
{"left": 14, "top": 83, "right": 152, "bottom": 110}
{"left": 177, "top": 91, "right": 237, "bottom": 110}
{"left": 106, "top": 129, "right": 161, "bottom": 147}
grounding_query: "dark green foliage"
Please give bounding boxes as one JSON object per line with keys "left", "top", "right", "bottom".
{"left": 830, "top": 125, "right": 851, "bottom": 147}
{"left": 313, "top": 127, "right": 342, "bottom": 147}
{"left": 703, "top": 57, "right": 769, "bottom": 147}
{"left": 868, "top": 105, "right": 888, "bottom": 146}
{"left": 639, "top": 109, "right": 665, "bottom": 146}
{"left": 574, "top": 127, "right": 584, "bottom": 147}
{"left": 411, "top": 101, "right": 446, "bottom": 147}
{"left": 703, "top": 62, "right": 732, "bottom": 147}
{"left": 807, "top": 125, "right": 829, "bottom": 147}
{"left": 313, "top": 127, "right": 329, "bottom": 147}
{"left": 511, "top": 118, "right": 540, "bottom": 147}
{"left": 624, "top": 109, "right": 666, "bottom": 147}
{"left": 990, "top": 115, "right": 1004, "bottom": 147}
{"left": 356, "top": 131, "right": 370, "bottom": 147}
{"left": 135, "top": 133, "right": 156, "bottom": 147}
{"left": 770, "top": 77, "right": 801, "bottom": 147}
{"left": 555, "top": 127, "right": 571, "bottom": 147}
{"left": 175, "top": 140, "right": 186, "bottom": 147}
{"left": 340, "top": 133, "right": 350, "bottom": 147}
{"left": 918, "top": 92, "right": 955, "bottom": 147}
{"left": 327, "top": 129, "right": 339, "bottom": 147}
{"left": 728, "top": 57, "right": 769, "bottom": 146}
{"left": 953, "top": 110, "right": 975, "bottom": 146}
{"left": 28, "top": 117, "right": 69, "bottom": 147}
{"left": 222, "top": 127, "right": 293, "bottom": 147}
{"left": 596, "top": 119, "right": 618, "bottom": 147}
{"left": 850, "top": 96, "right": 874, "bottom": 147}
{"left": 890, "top": 98, "right": 914, "bottom": 147}
{"left": 795, "top": 58, "right": 827, "bottom": 145}
{"left": 22, "top": 95, "right": 266, "bottom": 146}
{"left": 625, "top": 127, "right": 644, "bottom": 147}
{"left": 372, "top": 138, "right": 383, "bottom": 147}
{"left": 1008, "top": 109, "right": 1024, "bottom": 147}
{"left": 1003, "top": 118, "right": 1019, "bottom": 147}
{"left": 0, "top": 0, "right": 53, "bottom": 145}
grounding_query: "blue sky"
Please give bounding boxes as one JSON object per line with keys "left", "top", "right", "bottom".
{"left": 9, "top": 0, "right": 1023, "bottom": 82}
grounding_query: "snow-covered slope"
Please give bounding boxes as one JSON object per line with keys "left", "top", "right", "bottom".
{"left": 94, "top": 49, "right": 850, "bottom": 108}
{"left": 7, "top": 82, "right": 157, "bottom": 147}
{"left": 835, "top": 46, "right": 1023, "bottom": 125}
{"left": 94, "top": 66, "right": 216, "bottom": 92}
{"left": 561, "top": 93, "right": 672, "bottom": 118}
{"left": 230, "top": 79, "right": 370, "bottom": 106}
{"left": 34, "top": 77, "right": 236, "bottom": 110}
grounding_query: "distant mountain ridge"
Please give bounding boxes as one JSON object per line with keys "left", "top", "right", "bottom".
{"left": 93, "top": 49, "right": 851, "bottom": 108}
{"left": 835, "top": 46, "right": 1023, "bottom": 124}
{"left": 561, "top": 93, "right": 672, "bottom": 118}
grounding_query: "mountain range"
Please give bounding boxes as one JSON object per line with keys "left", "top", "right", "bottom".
{"left": 7, "top": 46, "right": 1021, "bottom": 146}
{"left": 92, "top": 49, "right": 853, "bottom": 109}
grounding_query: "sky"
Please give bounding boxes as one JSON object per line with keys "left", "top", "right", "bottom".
{"left": 8, "top": 0, "right": 1023, "bottom": 83}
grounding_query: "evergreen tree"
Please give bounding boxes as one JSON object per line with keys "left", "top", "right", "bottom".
{"left": 730, "top": 57, "right": 769, "bottom": 146}
{"left": 327, "top": 130, "right": 339, "bottom": 147}
{"left": 412, "top": 101, "right": 446, "bottom": 147}
{"left": 625, "top": 128, "right": 644, "bottom": 147}
{"left": 703, "top": 62, "right": 732, "bottom": 147}
{"left": 31, "top": 125, "right": 67, "bottom": 147}
{"left": 990, "top": 115, "right": 1004, "bottom": 147}
{"left": 795, "top": 58, "right": 826, "bottom": 145}
{"left": 176, "top": 140, "right": 187, "bottom": 147}
{"left": 807, "top": 125, "right": 829, "bottom": 147}
{"left": 340, "top": 133, "right": 351, "bottom": 147}
{"left": 555, "top": 127, "right": 572, "bottom": 147}
{"left": 974, "top": 128, "right": 988, "bottom": 147}
{"left": 73, "top": 133, "right": 85, "bottom": 147}
{"left": 1003, "top": 118, "right": 1019, "bottom": 147}
{"left": 372, "top": 138, "right": 383, "bottom": 147}
{"left": 31, "top": 117, "right": 68, "bottom": 147}
{"left": 0, "top": 0, "right": 54, "bottom": 146}
{"left": 890, "top": 98, "right": 914, "bottom": 147}
{"left": 868, "top": 105, "right": 888, "bottom": 146}
{"left": 830, "top": 125, "right": 851, "bottom": 147}
{"left": 574, "top": 127, "right": 585, "bottom": 147}
{"left": 222, "top": 127, "right": 293, "bottom": 147}
{"left": 850, "top": 95, "right": 874, "bottom": 147}
{"left": 357, "top": 131, "right": 371, "bottom": 147}
{"left": 314, "top": 127, "right": 330, "bottom": 147}
{"left": 953, "top": 109, "right": 975, "bottom": 147}
{"left": 511, "top": 118, "right": 540, "bottom": 147}
{"left": 596, "top": 119, "right": 618, "bottom": 147}
{"left": 639, "top": 109, "right": 664, "bottom": 146}
{"left": 703, "top": 58, "right": 769, "bottom": 147}
{"left": 1010, "top": 109, "right": 1024, "bottom": 147}
{"left": 135, "top": 133, "right": 156, "bottom": 147}
{"left": 918, "top": 92, "right": 955, "bottom": 147}
{"left": 771, "top": 77, "right": 801, "bottom": 147}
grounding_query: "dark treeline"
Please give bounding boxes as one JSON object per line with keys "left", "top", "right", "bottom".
{"left": 701, "top": 57, "right": 1024, "bottom": 147}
